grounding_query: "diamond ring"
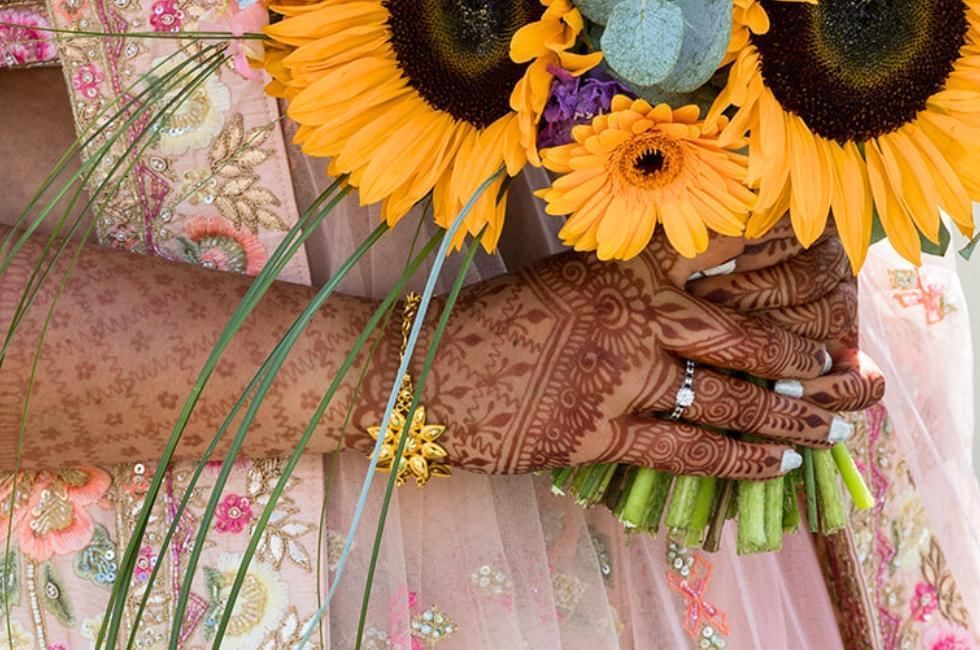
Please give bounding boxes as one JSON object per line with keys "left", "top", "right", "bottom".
{"left": 669, "top": 360, "right": 696, "bottom": 420}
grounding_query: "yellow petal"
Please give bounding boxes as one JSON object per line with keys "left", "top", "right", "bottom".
{"left": 866, "top": 140, "right": 922, "bottom": 264}
{"left": 828, "top": 140, "right": 873, "bottom": 273}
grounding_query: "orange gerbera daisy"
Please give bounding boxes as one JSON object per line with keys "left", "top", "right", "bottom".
{"left": 537, "top": 95, "right": 755, "bottom": 260}
{"left": 711, "top": 0, "right": 979, "bottom": 269}
{"left": 263, "top": 0, "right": 599, "bottom": 251}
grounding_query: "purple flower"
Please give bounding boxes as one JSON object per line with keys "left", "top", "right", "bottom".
{"left": 538, "top": 67, "right": 631, "bottom": 149}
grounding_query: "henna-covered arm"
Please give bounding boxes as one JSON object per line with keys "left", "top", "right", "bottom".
{"left": 0, "top": 226, "right": 390, "bottom": 468}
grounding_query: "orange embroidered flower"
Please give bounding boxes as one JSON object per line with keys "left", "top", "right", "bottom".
{"left": 0, "top": 467, "right": 111, "bottom": 562}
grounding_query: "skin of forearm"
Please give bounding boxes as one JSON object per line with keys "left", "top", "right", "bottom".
{"left": 0, "top": 226, "right": 396, "bottom": 468}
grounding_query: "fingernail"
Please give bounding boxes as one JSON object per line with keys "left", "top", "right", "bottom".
{"left": 780, "top": 449, "right": 803, "bottom": 473}
{"left": 774, "top": 379, "right": 804, "bottom": 399}
{"left": 821, "top": 349, "right": 833, "bottom": 375}
{"left": 686, "top": 259, "right": 737, "bottom": 283}
{"left": 702, "top": 259, "right": 737, "bottom": 277}
{"left": 829, "top": 417, "right": 855, "bottom": 443}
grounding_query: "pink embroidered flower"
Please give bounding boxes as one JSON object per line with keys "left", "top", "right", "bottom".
{"left": 0, "top": 8, "right": 57, "bottom": 67}
{"left": 133, "top": 545, "right": 158, "bottom": 582}
{"left": 200, "top": 0, "right": 268, "bottom": 79}
{"left": 149, "top": 0, "right": 183, "bottom": 32}
{"left": 0, "top": 467, "right": 112, "bottom": 562}
{"left": 921, "top": 623, "right": 974, "bottom": 650}
{"left": 181, "top": 216, "right": 268, "bottom": 275}
{"left": 215, "top": 493, "right": 252, "bottom": 533}
{"left": 71, "top": 63, "right": 104, "bottom": 100}
{"left": 910, "top": 582, "right": 939, "bottom": 622}
{"left": 48, "top": 644, "right": 69, "bottom": 650}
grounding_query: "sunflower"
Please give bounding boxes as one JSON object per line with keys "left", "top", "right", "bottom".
{"left": 710, "top": 0, "right": 980, "bottom": 269}
{"left": 262, "top": 0, "right": 599, "bottom": 251}
{"left": 536, "top": 95, "right": 756, "bottom": 260}
{"left": 724, "top": 0, "right": 815, "bottom": 65}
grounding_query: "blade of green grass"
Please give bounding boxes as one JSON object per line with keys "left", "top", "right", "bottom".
{"left": 353, "top": 226, "right": 486, "bottom": 649}
{"left": 121, "top": 181, "right": 353, "bottom": 648}
{"left": 298, "top": 168, "right": 504, "bottom": 647}
{"left": 205, "top": 229, "right": 444, "bottom": 648}
{"left": 314, "top": 203, "right": 430, "bottom": 649}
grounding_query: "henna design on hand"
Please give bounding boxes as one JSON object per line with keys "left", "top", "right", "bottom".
{"left": 688, "top": 237, "right": 852, "bottom": 312}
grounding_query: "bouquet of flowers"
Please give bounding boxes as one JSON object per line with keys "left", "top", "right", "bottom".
{"left": 256, "top": 0, "right": 979, "bottom": 554}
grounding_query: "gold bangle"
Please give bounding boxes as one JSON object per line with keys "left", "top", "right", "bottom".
{"left": 366, "top": 293, "right": 451, "bottom": 487}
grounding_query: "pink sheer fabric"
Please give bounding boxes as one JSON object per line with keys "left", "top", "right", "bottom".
{"left": 858, "top": 243, "right": 980, "bottom": 626}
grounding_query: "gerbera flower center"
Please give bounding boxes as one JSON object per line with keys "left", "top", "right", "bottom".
{"left": 614, "top": 132, "right": 684, "bottom": 190}
{"left": 385, "top": 0, "right": 542, "bottom": 128}
{"left": 753, "top": 0, "right": 968, "bottom": 142}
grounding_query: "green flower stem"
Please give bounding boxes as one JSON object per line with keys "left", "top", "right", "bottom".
{"left": 764, "top": 477, "right": 784, "bottom": 551}
{"left": 616, "top": 467, "right": 672, "bottom": 531}
{"left": 813, "top": 448, "right": 847, "bottom": 534}
{"left": 665, "top": 475, "right": 702, "bottom": 531}
{"left": 736, "top": 480, "right": 767, "bottom": 554}
{"left": 802, "top": 447, "right": 819, "bottom": 533}
{"left": 551, "top": 467, "right": 575, "bottom": 495}
{"left": 683, "top": 477, "right": 717, "bottom": 548}
{"left": 782, "top": 471, "right": 801, "bottom": 534}
{"left": 831, "top": 442, "right": 875, "bottom": 510}
{"left": 576, "top": 464, "right": 618, "bottom": 506}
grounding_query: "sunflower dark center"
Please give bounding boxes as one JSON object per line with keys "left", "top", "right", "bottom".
{"left": 385, "top": 0, "right": 542, "bottom": 129}
{"left": 753, "top": 0, "right": 968, "bottom": 142}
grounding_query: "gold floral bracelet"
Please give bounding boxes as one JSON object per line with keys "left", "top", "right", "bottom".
{"left": 366, "top": 293, "right": 451, "bottom": 487}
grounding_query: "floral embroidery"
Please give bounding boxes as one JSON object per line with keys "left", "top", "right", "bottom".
{"left": 665, "top": 542, "right": 729, "bottom": 648}
{"left": 410, "top": 605, "right": 456, "bottom": 647}
{"left": 246, "top": 459, "right": 315, "bottom": 571}
{"left": 132, "top": 545, "right": 158, "bottom": 582}
{"left": 40, "top": 562, "right": 74, "bottom": 626}
{"left": 470, "top": 564, "right": 512, "bottom": 598}
{"left": 911, "top": 583, "right": 939, "bottom": 622}
{"left": 73, "top": 524, "right": 117, "bottom": 586}
{"left": 0, "top": 467, "right": 111, "bottom": 562}
{"left": 149, "top": 0, "right": 183, "bottom": 32}
{"left": 202, "top": 554, "right": 289, "bottom": 649}
{"left": 825, "top": 407, "right": 978, "bottom": 650}
{"left": 70, "top": 63, "right": 104, "bottom": 100}
{"left": 0, "top": 619, "right": 33, "bottom": 650}
{"left": 551, "top": 571, "right": 586, "bottom": 621}
{"left": 214, "top": 493, "right": 253, "bottom": 533}
{"left": 202, "top": 114, "right": 286, "bottom": 233}
{"left": 888, "top": 269, "right": 957, "bottom": 325}
{"left": 179, "top": 216, "right": 269, "bottom": 275}
{"left": 0, "top": 6, "right": 57, "bottom": 68}
{"left": 921, "top": 623, "right": 974, "bottom": 650}
{"left": 148, "top": 53, "right": 231, "bottom": 155}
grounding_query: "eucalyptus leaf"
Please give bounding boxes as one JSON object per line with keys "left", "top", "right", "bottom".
{"left": 601, "top": 0, "right": 684, "bottom": 86}
{"left": 574, "top": 0, "right": 620, "bottom": 25}
{"left": 657, "top": 0, "right": 732, "bottom": 92}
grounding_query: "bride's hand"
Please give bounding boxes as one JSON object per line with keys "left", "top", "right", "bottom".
{"left": 356, "top": 225, "right": 883, "bottom": 479}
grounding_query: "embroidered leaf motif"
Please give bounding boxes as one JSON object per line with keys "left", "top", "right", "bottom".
{"left": 40, "top": 562, "right": 74, "bottom": 626}
{"left": 921, "top": 537, "right": 970, "bottom": 627}
{"left": 74, "top": 524, "right": 118, "bottom": 587}
{"left": 206, "top": 114, "right": 284, "bottom": 233}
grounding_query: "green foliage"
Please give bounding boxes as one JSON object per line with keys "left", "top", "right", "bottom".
{"left": 657, "top": 0, "right": 732, "bottom": 92}
{"left": 601, "top": 0, "right": 685, "bottom": 86}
